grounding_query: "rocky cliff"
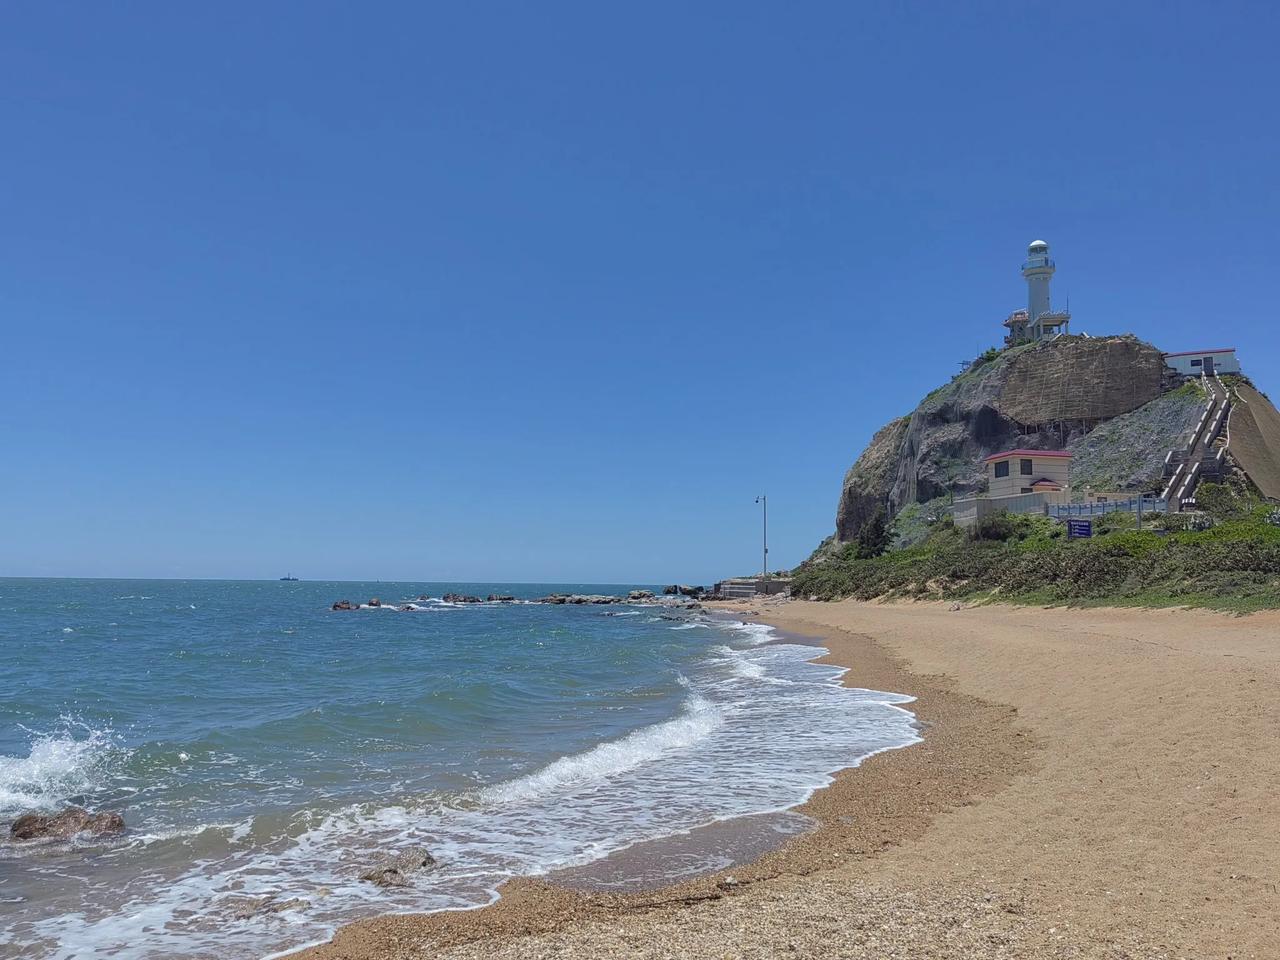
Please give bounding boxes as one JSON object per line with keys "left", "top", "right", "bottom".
{"left": 827, "top": 335, "right": 1182, "bottom": 550}
{"left": 834, "top": 416, "right": 909, "bottom": 542}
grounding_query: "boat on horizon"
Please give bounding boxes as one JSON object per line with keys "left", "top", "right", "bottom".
{"left": 279, "top": 574, "right": 299, "bottom": 581}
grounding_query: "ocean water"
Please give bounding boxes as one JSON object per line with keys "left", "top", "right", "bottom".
{"left": 0, "top": 579, "right": 919, "bottom": 959}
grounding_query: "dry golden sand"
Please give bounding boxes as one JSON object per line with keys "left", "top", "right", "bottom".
{"left": 289, "top": 601, "right": 1280, "bottom": 959}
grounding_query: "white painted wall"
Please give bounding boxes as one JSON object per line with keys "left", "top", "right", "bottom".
{"left": 1165, "top": 350, "right": 1241, "bottom": 376}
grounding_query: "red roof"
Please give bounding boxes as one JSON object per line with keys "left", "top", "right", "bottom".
{"left": 983, "top": 448, "right": 1072, "bottom": 462}
{"left": 1164, "top": 348, "right": 1236, "bottom": 358}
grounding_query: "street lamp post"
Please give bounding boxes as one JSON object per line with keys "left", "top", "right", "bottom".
{"left": 755, "top": 495, "right": 768, "bottom": 595}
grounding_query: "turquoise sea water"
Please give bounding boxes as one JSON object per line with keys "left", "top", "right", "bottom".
{"left": 0, "top": 579, "right": 918, "bottom": 959}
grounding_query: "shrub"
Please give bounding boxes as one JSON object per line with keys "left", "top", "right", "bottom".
{"left": 972, "top": 511, "right": 1017, "bottom": 542}
{"left": 856, "top": 509, "right": 892, "bottom": 559}
{"left": 1154, "top": 512, "right": 1196, "bottom": 532}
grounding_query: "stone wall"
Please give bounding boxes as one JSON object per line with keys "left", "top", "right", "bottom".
{"left": 998, "top": 336, "right": 1165, "bottom": 426}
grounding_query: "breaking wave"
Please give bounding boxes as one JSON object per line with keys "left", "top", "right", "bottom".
{"left": 0, "top": 720, "right": 126, "bottom": 818}
{"left": 482, "top": 691, "right": 723, "bottom": 805}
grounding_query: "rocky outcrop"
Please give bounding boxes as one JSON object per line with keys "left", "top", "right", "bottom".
{"left": 826, "top": 336, "right": 1181, "bottom": 547}
{"left": 999, "top": 336, "right": 1165, "bottom": 426}
{"left": 10, "top": 807, "right": 125, "bottom": 841}
{"left": 835, "top": 416, "right": 910, "bottom": 542}
{"left": 1068, "top": 386, "right": 1203, "bottom": 493}
{"left": 538, "top": 594, "right": 624, "bottom": 604}
{"left": 360, "top": 848, "right": 437, "bottom": 888}
{"left": 332, "top": 592, "right": 683, "bottom": 610}
{"left": 662, "top": 585, "right": 705, "bottom": 597}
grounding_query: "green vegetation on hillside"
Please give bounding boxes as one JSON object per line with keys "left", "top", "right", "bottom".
{"left": 792, "top": 486, "right": 1280, "bottom": 613}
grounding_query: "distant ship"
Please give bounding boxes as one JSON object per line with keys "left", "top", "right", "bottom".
{"left": 279, "top": 574, "right": 299, "bottom": 581}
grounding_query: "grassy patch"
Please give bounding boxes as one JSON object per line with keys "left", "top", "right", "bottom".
{"left": 791, "top": 502, "right": 1280, "bottom": 613}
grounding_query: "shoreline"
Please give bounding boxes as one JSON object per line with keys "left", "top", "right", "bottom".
{"left": 289, "top": 599, "right": 1280, "bottom": 958}
{"left": 287, "top": 602, "right": 1034, "bottom": 959}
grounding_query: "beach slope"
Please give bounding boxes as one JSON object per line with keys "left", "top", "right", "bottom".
{"left": 292, "top": 601, "right": 1280, "bottom": 959}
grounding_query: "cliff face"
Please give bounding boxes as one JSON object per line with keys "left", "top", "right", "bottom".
{"left": 834, "top": 416, "right": 909, "bottom": 542}
{"left": 829, "top": 335, "right": 1175, "bottom": 546}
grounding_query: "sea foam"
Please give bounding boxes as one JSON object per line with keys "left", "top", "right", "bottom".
{"left": 0, "top": 721, "right": 124, "bottom": 817}
{"left": 1, "top": 595, "right": 920, "bottom": 960}
{"left": 482, "top": 691, "right": 722, "bottom": 805}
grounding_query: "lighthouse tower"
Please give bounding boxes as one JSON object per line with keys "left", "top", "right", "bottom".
{"left": 1022, "top": 239, "right": 1054, "bottom": 322}
{"left": 1019, "top": 239, "right": 1070, "bottom": 340}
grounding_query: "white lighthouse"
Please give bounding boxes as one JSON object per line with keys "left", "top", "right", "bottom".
{"left": 1005, "top": 239, "right": 1071, "bottom": 342}
{"left": 1023, "top": 240, "right": 1054, "bottom": 322}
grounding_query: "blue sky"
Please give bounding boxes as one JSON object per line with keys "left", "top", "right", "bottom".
{"left": 2, "top": 2, "right": 1277, "bottom": 583}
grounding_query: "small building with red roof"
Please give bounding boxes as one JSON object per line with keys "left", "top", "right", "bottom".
{"left": 984, "top": 448, "right": 1072, "bottom": 499}
{"left": 1163, "top": 348, "right": 1240, "bottom": 377}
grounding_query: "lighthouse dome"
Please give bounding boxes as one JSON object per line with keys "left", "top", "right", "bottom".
{"left": 1028, "top": 239, "right": 1049, "bottom": 252}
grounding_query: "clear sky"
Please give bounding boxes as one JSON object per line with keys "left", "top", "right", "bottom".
{"left": 2, "top": 2, "right": 1277, "bottom": 583}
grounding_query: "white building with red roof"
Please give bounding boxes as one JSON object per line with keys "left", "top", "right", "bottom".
{"left": 951, "top": 449, "right": 1074, "bottom": 529}
{"left": 1163, "top": 348, "right": 1240, "bottom": 377}
{"left": 983, "top": 449, "right": 1072, "bottom": 499}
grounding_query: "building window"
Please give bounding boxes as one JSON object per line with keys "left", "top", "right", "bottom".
{"left": 1191, "top": 359, "right": 1202, "bottom": 366}
{"left": 1020, "top": 458, "right": 1034, "bottom": 475}
{"left": 994, "top": 460, "right": 1010, "bottom": 478}
{"left": 1021, "top": 487, "right": 1033, "bottom": 494}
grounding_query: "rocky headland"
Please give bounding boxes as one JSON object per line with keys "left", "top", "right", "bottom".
{"left": 821, "top": 334, "right": 1202, "bottom": 555}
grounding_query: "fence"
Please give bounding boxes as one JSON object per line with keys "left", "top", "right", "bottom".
{"left": 1048, "top": 496, "right": 1167, "bottom": 519}
{"left": 951, "top": 491, "right": 1051, "bottom": 527}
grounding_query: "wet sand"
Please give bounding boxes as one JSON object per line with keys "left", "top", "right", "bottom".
{"left": 288, "top": 600, "right": 1280, "bottom": 959}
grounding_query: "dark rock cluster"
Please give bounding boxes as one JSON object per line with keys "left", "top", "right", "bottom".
{"left": 9, "top": 806, "right": 125, "bottom": 841}
{"left": 332, "top": 589, "right": 696, "bottom": 610}
{"left": 662, "top": 585, "right": 706, "bottom": 597}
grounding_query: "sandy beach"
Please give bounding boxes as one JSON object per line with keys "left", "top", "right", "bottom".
{"left": 290, "top": 600, "right": 1280, "bottom": 959}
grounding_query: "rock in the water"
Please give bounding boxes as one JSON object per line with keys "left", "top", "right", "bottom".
{"left": 486, "top": 594, "right": 515, "bottom": 602}
{"left": 227, "top": 895, "right": 309, "bottom": 919}
{"left": 628, "top": 590, "right": 655, "bottom": 601}
{"left": 367, "top": 598, "right": 382, "bottom": 608}
{"left": 359, "top": 848, "right": 437, "bottom": 888}
{"left": 10, "top": 807, "right": 125, "bottom": 841}
{"left": 663, "top": 585, "right": 704, "bottom": 597}
{"left": 442, "top": 593, "right": 483, "bottom": 604}
{"left": 331, "top": 599, "right": 355, "bottom": 611}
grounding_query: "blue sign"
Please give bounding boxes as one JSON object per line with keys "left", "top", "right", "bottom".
{"left": 1067, "top": 519, "right": 1093, "bottom": 539}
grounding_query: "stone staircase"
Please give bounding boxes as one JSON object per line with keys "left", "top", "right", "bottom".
{"left": 1161, "top": 374, "right": 1231, "bottom": 511}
